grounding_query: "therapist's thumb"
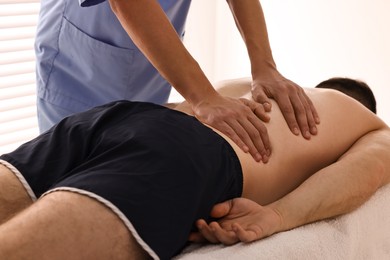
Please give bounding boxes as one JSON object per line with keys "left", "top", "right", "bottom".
{"left": 252, "top": 89, "right": 272, "bottom": 112}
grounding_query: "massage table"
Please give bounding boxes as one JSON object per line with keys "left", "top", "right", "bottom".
{"left": 175, "top": 184, "right": 390, "bottom": 259}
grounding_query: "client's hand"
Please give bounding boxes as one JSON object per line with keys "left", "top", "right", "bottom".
{"left": 188, "top": 198, "right": 282, "bottom": 245}
{"left": 193, "top": 95, "right": 271, "bottom": 163}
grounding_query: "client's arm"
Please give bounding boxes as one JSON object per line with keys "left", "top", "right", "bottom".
{"left": 189, "top": 127, "right": 390, "bottom": 244}
{"left": 272, "top": 127, "right": 390, "bottom": 231}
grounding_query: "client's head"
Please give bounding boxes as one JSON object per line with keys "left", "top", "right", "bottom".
{"left": 315, "top": 77, "right": 377, "bottom": 114}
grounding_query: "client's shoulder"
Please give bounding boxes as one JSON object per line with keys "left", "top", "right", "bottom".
{"left": 306, "top": 88, "right": 386, "bottom": 133}
{"left": 306, "top": 87, "right": 372, "bottom": 115}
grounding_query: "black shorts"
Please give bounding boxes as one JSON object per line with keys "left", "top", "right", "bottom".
{"left": 0, "top": 101, "right": 243, "bottom": 260}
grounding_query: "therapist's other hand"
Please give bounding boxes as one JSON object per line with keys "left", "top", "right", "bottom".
{"left": 193, "top": 95, "right": 270, "bottom": 163}
{"left": 188, "top": 198, "right": 282, "bottom": 245}
{"left": 251, "top": 72, "right": 320, "bottom": 139}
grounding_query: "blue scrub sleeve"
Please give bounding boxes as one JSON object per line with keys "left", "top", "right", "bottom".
{"left": 79, "top": 0, "right": 106, "bottom": 7}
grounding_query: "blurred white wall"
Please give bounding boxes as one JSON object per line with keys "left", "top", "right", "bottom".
{"left": 171, "top": 0, "right": 390, "bottom": 124}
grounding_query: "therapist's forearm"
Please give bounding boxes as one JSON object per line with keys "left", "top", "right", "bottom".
{"left": 108, "top": 0, "right": 218, "bottom": 106}
{"left": 270, "top": 128, "right": 390, "bottom": 232}
{"left": 227, "top": 0, "right": 276, "bottom": 77}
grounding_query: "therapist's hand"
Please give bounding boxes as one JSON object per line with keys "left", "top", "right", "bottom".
{"left": 252, "top": 71, "right": 320, "bottom": 139}
{"left": 188, "top": 198, "right": 282, "bottom": 245}
{"left": 193, "top": 95, "right": 271, "bottom": 163}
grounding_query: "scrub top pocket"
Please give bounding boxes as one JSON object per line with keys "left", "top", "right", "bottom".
{"left": 45, "top": 17, "right": 135, "bottom": 111}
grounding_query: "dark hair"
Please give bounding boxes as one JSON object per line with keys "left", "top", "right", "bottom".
{"left": 315, "top": 77, "right": 377, "bottom": 114}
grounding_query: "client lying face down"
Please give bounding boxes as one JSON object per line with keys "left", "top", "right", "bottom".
{"left": 0, "top": 77, "right": 388, "bottom": 260}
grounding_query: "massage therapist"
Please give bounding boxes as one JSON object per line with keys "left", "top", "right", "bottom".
{"left": 34, "top": 0, "right": 319, "bottom": 161}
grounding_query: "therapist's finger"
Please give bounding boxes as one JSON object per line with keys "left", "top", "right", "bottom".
{"left": 227, "top": 118, "right": 264, "bottom": 162}
{"left": 273, "top": 91, "right": 301, "bottom": 136}
{"left": 247, "top": 113, "right": 271, "bottom": 162}
{"left": 193, "top": 96, "right": 270, "bottom": 162}
{"left": 298, "top": 90, "right": 319, "bottom": 135}
{"left": 289, "top": 89, "right": 318, "bottom": 139}
{"left": 239, "top": 98, "right": 270, "bottom": 122}
{"left": 251, "top": 87, "right": 273, "bottom": 112}
{"left": 218, "top": 121, "right": 250, "bottom": 154}
{"left": 237, "top": 108, "right": 270, "bottom": 162}
{"left": 288, "top": 91, "right": 311, "bottom": 139}
{"left": 238, "top": 99, "right": 271, "bottom": 161}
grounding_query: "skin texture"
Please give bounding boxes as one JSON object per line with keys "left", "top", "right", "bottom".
{"left": 108, "top": 0, "right": 319, "bottom": 162}
{"left": 0, "top": 78, "right": 388, "bottom": 257}
{"left": 176, "top": 79, "right": 386, "bottom": 204}
{"left": 227, "top": 0, "right": 319, "bottom": 137}
{"left": 0, "top": 166, "right": 32, "bottom": 225}
{"left": 0, "top": 168, "right": 150, "bottom": 260}
{"left": 180, "top": 79, "right": 390, "bottom": 245}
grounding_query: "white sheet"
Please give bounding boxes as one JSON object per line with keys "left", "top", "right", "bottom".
{"left": 176, "top": 184, "right": 390, "bottom": 260}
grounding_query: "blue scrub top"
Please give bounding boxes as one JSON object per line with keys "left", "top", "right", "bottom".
{"left": 35, "top": 0, "right": 191, "bottom": 124}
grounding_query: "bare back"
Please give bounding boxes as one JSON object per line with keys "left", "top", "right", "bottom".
{"left": 175, "top": 78, "right": 386, "bottom": 205}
